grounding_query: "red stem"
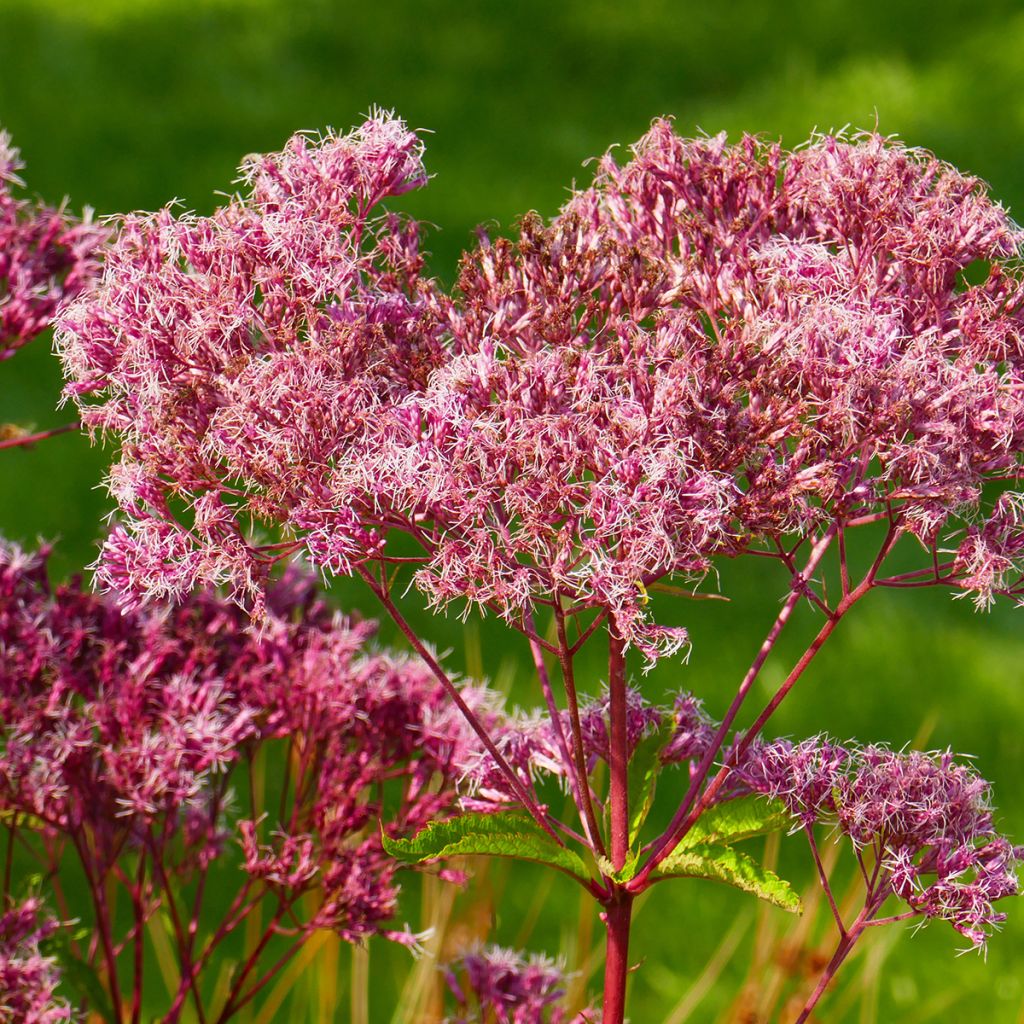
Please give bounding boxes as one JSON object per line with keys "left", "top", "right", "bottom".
{"left": 215, "top": 926, "right": 311, "bottom": 1022}
{"left": 130, "top": 856, "right": 146, "bottom": 1024}
{"left": 0, "top": 420, "right": 80, "bottom": 450}
{"left": 71, "top": 830, "right": 125, "bottom": 1024}
{"left": 607, "top": 632, "right": 629, "bottom": 873}
{"left": 214, "top": 903, "right": 289, "bottom": 1023}
{"left": 601, "top": 893, "right": 634, "bottom": 1024}
{"left": 635, "top": 524, "right": 902, "bottom": 891}
{"left": 804, "top": 824, "right": 845, "bottom": 938}
{"left": 147, "top": 830, "right": 207, "bottom": 1024}
{"left": 523, "top": 607, "right": 596, "bottom": 852}
{"left": 794, "top": 897, "right": 882, "bottom": 1023}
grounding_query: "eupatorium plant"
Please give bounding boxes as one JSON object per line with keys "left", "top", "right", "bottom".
{"left": 0, "top": 542, "right": 504, "bottom": 1021}
{"left": 54, "top": 113, "right": 1024, "bottom": 1021}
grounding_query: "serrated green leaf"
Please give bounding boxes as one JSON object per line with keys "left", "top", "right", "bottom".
{"left": 382, "top": 812, "right": 590, "bottom": 883}
{"left": 627, "top": 726, "right": 669, "bottom": 846}
{"left": 652, "top": 842, "right": 802, "bottom": 912}
{"left": 678, "top": 796, "right": 790, "bottom": 851}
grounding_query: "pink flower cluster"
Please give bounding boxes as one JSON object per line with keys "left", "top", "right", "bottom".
{"left": 0, "top": 898, "right": 69, "bottom": 1024}
{"left": 443, "top": 945, "right": 591, "bottom": 1024}
{"left": 0, "top": 540, "right": 499, "bottom": 973}
{"left": 0, "top": 129, "right": 103, "bottom": 356}
{"left": 56, "top": 116, "right": 1024, "bottom": 657}
{"left": 739, "top": 740, "right": 1022, "bottom": 949}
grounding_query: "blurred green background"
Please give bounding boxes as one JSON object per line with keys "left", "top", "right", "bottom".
{"left": 1, "top": 0, "right": 1023, "bottom": 1019}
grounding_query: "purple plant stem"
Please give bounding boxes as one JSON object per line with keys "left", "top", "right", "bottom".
{"left": 794, "top": 896, "right": 883, "bottom": 1023}
{"left": 356, "top": 563, "right": 563, "bottom": 843}
{"left": 215, "top": 924, "right": 311, "bottom": 1023}
{"left": 130, "top": 858, "right": 145, "bottom": 1024}
{"left": 164, "top": 888, "right": 263, "bottom": 1024}
{"left": 633, "top": 592, "right": 857, "bottom": 892}
{"left": 738, "top": 525, "right": 899, "bottom": 744}
{"left": 3, "top": 816, "right": 16, "bottom": 899}
{"left": 804, "top": 824, "right": 845, "bottom": 938}
{"left": 213, "top": 895, "right": 307, "bottom": 1024}
{"left": 600, "top": 630, "right": 634, "bottom": 1024}
{"left": 0, "top": 421, "right": 79, "bottom": 450}
{"left": 147, "top": 830, "right": 208, "bottom": 1024}
{"left": 554, "top": 599, "right": 606, "bottom": 859}
{"left": 215, "top": 903, "right": 289, "bottom": 1021}
{"left": 601, "top": 893, "right": 634, "bottom": 1024}
{"left": 635, "top": 524, "right": 902, "bottom": 893}
{"left": 607, "top": 632, "right": 629, "bottom": 874}
{"left": 71, "top": 829, "right": 125, "bottom": 1024}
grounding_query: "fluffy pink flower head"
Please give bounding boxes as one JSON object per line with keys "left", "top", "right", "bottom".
{"left": 0, "top": 128, "right": 103, "bottom": 355}
{"left": 57, "top": 117, "right": 1024, "bottom": 657}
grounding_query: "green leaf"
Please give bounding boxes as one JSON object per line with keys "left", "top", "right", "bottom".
{"left": 627, "top": 726, "right": 669, "bottom": 846}
{"left": 44, "top": 929, "right": 116, "bottom": 1022}
{"left": 652, "top": 843, "right": 802, "bottom": 912}
{"left": 678, "top": 796, "right": 790, "bottom": 851}
{"left": 382, "top": 812, "right": 590, "bottom": 884}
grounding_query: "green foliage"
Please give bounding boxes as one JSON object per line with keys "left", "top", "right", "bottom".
{"left": 382, "top": 812, "right": 591, "bottom": 884}
{"left": 651, "top": 842, "right": 802, "bottom": 913}
{"left": 677, "top": 796, "right": 792, "bottom": 849}
{"left": 647, "top": 797, "right": 800, "bottom": 911}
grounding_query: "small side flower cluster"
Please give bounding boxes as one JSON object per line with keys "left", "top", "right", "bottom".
{"left": 461, "top": 687, "right": 714, "bottom": 805}
{"left": 739, "top": 740, "right": 1022, "bottom": 949}
{"left": 442, "top": 945, "right": 591, "bottom": 1024}
{"left": 0, "top": 898, "right": 70, "bottom": 1024}
{"left": 0, "top": 129, "right": 103, "bottom": 355}
{"left": 0, "top": 541, "right": 504, "bottom": 1013}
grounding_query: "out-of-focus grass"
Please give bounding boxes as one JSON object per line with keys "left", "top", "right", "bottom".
{"left": 1, "top": 1, "right": 1023, "bottom": 1019}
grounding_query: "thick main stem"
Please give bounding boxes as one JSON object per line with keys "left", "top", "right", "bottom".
{"left": 601, "top": 893, "right": 634, "bottom": 1024}
{"left": 607, "top": 632, "right": 629, "bottom": 873}
{"left": 602, "top": 631, "right": 634, "bottom": 1024}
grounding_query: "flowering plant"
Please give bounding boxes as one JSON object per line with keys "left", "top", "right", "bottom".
{"left": 2, "top": 112, "right": 1022, "bottom": 1021}
{"left": 0, "top": 541, "right": 514, "bottom": 1021}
